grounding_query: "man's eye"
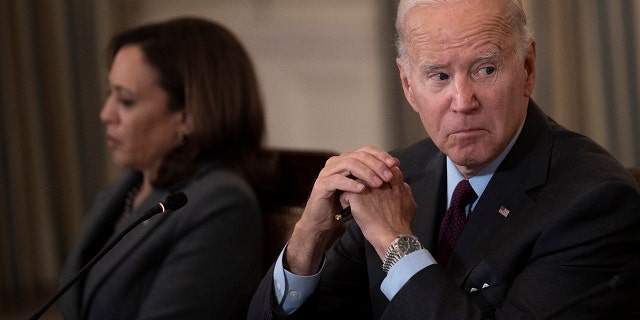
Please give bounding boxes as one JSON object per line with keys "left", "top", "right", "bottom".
{"left": 484, "top": 67, "right": 495, "bottom": 75}
{"left": 437, "top": 73, "right": 449, "bottom": 81}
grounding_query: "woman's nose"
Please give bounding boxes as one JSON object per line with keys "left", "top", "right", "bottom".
{"left": 99, "top": 97, "right": 115, "bottom": 124}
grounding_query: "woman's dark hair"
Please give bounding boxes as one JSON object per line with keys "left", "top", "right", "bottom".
{"left": 108, "top": 17, "right": 269, "bottom": 188}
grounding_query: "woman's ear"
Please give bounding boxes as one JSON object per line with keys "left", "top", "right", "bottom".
{"left": 179, "top": 109, "right": 195, "bottom": 136}
{"left": 175, "top": 110, "right": 194, "bottom": 145}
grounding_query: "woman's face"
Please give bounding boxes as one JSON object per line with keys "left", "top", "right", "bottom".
{"left": 100, "top": 45, "right": 188, "bottom": 174}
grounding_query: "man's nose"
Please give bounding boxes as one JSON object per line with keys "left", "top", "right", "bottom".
{"left": 450, "top": 77, "right": 479, "bottom": 113}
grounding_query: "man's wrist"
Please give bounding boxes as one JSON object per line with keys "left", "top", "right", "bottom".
{"left": 382, "top": 234, "right": 423, "bottom": 273}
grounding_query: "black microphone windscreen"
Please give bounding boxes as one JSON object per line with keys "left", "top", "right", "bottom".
{"left": 164, "top": 192, "right": 188, "bottom": 211}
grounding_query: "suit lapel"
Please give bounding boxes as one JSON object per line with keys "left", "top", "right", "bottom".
{"left": 411, "top": 154, "right": 447, "bottom": 252}
{"left": 446, "top": 170, "right": 536, "bottom": 285}
{"left": 445, "top": 101, "right": 554, "bottom": 285}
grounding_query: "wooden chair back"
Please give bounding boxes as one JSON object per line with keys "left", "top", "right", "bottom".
{"left": 258, "top": 149, "right": 337, "bottom": 269}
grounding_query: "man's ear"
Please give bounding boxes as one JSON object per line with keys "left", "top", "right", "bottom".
{"left": 397, "top": 58, "right": 419, "bottom": 113}
{"left": 523, "top": 40, "right": 536, "bottom": 97}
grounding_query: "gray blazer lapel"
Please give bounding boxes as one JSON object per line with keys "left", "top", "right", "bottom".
{"left": 80, "top": 190, "right": 168, "bottom": 315}
{"left": 62, "top": 174, "right": 138, "bottom": 318}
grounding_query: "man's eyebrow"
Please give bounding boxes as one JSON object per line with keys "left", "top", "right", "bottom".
{"left": 420, "top": 64, "right": 446, "bottom": 73}
{"left": 477, "top": 49, "right": 500, "bottom": 61}
{"left": 417, "top": 50, "right": 501, "bottom": 74}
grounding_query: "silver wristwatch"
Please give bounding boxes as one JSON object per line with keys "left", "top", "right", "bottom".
{"left": 382, "top": 234, "right": 423, "bottom": 273}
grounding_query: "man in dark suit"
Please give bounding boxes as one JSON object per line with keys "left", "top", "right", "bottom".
{"left": 248, "top": 0, "right": 640, "bottom": 318}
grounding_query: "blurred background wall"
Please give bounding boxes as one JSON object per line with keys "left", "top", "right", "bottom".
{"left": 1, "top": 0, "right": 638, "bottom": 318}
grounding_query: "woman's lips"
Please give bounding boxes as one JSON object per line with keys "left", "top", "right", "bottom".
{"left": 105, "top": 135, "right": 120, "bottom": 149}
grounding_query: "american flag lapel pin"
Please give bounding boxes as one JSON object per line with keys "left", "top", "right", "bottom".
{"left": 498, "top": 206, "right": 510, "bottom": 217}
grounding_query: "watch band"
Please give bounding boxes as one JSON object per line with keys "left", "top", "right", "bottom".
{"left": 382, "top": 234, "right": 422, "bottom": 273}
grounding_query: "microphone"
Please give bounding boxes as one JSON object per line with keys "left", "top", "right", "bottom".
{"left": 141, "top": 191, "right": 188, "bottom": 220}
{"left": 539, "top": 273, "right": 637, "bottom": 319}
{"left": 28, "top": 192, "right": 188, "bottom": 320}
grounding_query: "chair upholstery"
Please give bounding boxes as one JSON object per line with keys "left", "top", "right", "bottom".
{"left": 628, "top": 167, "right": 640, "bottom": 185}
{"left": 259, "top": 149, "right": 338, "bottom": 269}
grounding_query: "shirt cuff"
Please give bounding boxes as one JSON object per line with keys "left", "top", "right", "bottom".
{"left": 273, "top": 245, "right": 324, "bottom": 314}
{"left": 380, "top": 249, "right": 435, "bottom": 300}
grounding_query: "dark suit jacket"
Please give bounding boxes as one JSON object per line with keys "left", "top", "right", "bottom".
{"left": 60, "top": 163, "right": 263, "bottom": 319}
{"left": 248, "top": 101, "right": 640, "bottom": 319}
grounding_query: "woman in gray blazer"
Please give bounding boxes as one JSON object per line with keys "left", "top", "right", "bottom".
{"left": 59, "top": 17, "right": 268, "bottom": 319}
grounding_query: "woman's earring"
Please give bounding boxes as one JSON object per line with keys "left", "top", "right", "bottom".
{"left": 177, "top": 132, "right": 186, "bottom": 144}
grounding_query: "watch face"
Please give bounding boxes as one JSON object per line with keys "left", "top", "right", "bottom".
{"left": 383, "top": 235, "right": 422, "bottom": 273}
{"left": 397, "top": 236, "right": 419, "bottom": 254}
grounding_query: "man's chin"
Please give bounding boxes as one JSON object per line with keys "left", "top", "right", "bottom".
{"left": 448, "top": 153, "right": 493, "bottom": 176}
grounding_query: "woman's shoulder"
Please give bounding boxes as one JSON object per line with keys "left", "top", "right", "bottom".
{"left": 194, "top": 163, "right": 251, "bottom": 188}
{"left": 180, "top": 164, "right": 257, "bottom": 206}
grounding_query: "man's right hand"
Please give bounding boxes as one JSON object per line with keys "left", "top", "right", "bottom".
{"left": 284, "top": 146, "right": 399, "bottom": 275}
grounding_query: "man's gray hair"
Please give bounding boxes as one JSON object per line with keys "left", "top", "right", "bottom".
{"left": 395, "top": 0, "right": 534, "bottom": 74}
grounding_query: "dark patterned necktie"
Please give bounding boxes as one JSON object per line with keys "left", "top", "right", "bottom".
{"left": 437, "top": 179, "right": 477, "bottom": 265}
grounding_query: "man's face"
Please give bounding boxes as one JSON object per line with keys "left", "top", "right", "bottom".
{"left": 398, "top": 0, "right": 536, "bottom": 177}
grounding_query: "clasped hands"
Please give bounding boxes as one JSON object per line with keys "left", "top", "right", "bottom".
{"left": 286, "top": 146, "right": 417, "bottom": 275}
